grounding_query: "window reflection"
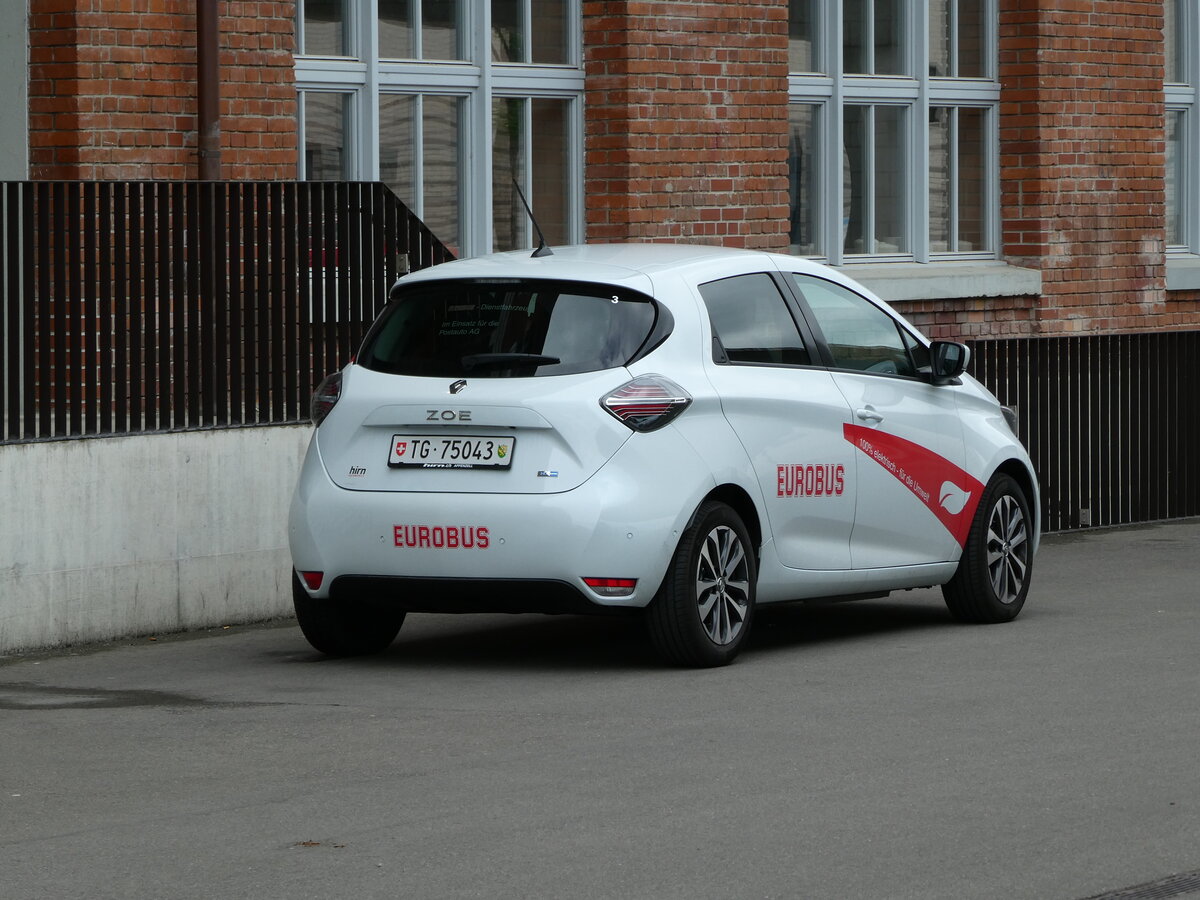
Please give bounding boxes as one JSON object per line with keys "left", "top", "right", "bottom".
{"left": 844, "top": 0, "right": 905, "bottom": 76}
{"left": 844, "top": 105, "right": 907, "bottom": 254}
{"left": 378, "top": 0, "right": 414, "bottom": 59}
{"left": 958, "top": 107, "right": 985, "bottom": 250}
{"left": 492, "top": 0, "right": 523, "bottom": 61}
{"left": 1167, "top": 111, "right": 1183, "bottom": 246}
{"left": 789, "top": 0, "right": 818, "bottom": 72}
{"left": 788, "top": 104, "right": 820, "bottom": 255}
{"left": 423, "top": 0, "right": 461, "bottom": 60}
{"left": 423, "top": 96, "right": 462, "bottom": 251}
{"left": 493, "top": 98, "right": 525, "bottom": 249}
{"left": 532, "top": 99, "right": 569, "bottom": 243}
{"left": 492, "top": 98, "right": 570, "bottom": 251}
{"left": 1165, "top": 0, "right": 1181, "bottom": 83}
{"left": 958, "top": 0, "right": 985, "bottom": 78}
{"left": 874, "top": 106, "right": 906, "bottom": 252}
{"left": 378, "top": 94, "right": 463, "bottom": 253}
{"left": 303, "top": 92, "right": 349, "bottom": 180}
{"left": 377, "top": 0, "right": 462, "bottom": 60}
{"left": 302, "top": 0, "right": 347, "bottom": 56}
{"left": 379, "top": 94, "right": 416, "bottom": 203}
{"left": 929, "top": 108, "right": 950, "bottom": 251}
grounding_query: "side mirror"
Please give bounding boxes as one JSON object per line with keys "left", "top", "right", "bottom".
{"left": 929, "top": 340, "right": 970, "bottom": 385}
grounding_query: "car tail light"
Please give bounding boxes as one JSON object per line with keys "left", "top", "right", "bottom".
{"left": 311, "top": 371, "right": 342, "bottom": 426}
{"left": 583, "top": 577, "right": 637, "bottom": 598}
{"left": 300, "top": 571, "right": 324, "bottom": 591}
{"left": 600, "top": 375, "right": 691, "bottom": 432}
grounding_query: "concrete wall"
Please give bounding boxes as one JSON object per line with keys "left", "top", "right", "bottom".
{"left": 0, "top": 1, "right": 28, "bottom": 180}
{"left": 0, "top": 425, "right": 312, "bottom": 653}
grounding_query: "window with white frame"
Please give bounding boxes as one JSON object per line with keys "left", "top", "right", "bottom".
{"left": 295, "top": 1, "right": 583, "bottom": 258}
{"left": 1165, "top": 0, "right": 1198, "bottom": 254}
{"left": 788, "top": 0, "right": 999, "bottom": 264}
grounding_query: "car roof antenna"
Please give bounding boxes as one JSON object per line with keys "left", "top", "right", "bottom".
{"left": 512, "top": 178, "right": 553, "bottom": 258}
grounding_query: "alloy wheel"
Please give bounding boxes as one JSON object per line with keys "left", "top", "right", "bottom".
{"left": 695, "top": 525, "right": 751, "bottom": 645}
{"left": 986, "top": 494, "right": 1029, "bottom": 604}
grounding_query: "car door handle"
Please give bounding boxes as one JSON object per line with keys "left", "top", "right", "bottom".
{"left": 855, "top": 407, "right": 884, "bottom": 424}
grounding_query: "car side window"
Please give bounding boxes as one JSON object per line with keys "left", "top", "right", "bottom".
{"left": 698, "top": 273, "right": 811, "bottom": 366}
{"left": 788, "top": 274, "right": 916, "bottom": 377}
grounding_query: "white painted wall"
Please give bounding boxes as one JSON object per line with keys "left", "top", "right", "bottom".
{"left": 0, "top": 1, "right": 28, "bottom": 180}
{"left": 0, "top": 425, "right": 313, "bottom": 653}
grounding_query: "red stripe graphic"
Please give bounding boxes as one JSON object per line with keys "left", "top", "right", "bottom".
{"left": 843, "top": 424, "right": 984, "bottom": 547}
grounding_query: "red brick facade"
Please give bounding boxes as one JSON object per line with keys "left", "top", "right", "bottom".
{"left": 994, "top": 0, "right": 1185, "bottom": 335}
{"left": 19, "top": 0, "right": 1200, "bottom": 339}
{"left": 27, "top": 0, "right": 297, "bottom": 181}
{"left": 582, "top": 0, "right": 791, "bottom": 249}
{"left": 899, "top": 0, "right": 1200, "bottom": 339}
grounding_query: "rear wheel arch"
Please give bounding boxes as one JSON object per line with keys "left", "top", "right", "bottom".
{"left": 698, "top": 484, "right": 762, "bottom": 565}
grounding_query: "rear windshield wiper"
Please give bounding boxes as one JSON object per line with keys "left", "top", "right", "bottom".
{"left": 461, "top": 353, "right": 561, "bottom": 371}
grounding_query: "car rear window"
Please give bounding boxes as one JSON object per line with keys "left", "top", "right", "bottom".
{"left": 357, "top": 279, "right": 662, "bottom": 378}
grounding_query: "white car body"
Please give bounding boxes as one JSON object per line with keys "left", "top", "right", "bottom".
{"left": 289, "top": 244, "right": 1039, "bottom": 665}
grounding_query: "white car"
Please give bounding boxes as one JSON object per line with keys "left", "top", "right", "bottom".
{"left": 289, "top": 244, "right": 1039, "bottom": 666}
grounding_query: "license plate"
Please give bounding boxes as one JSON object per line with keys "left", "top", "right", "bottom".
{"left": 388, "top": 434, "right": 515, "bottom": 469}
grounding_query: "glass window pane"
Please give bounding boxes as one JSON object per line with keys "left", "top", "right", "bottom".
{"left": 532, "top": 0, "right": 568, "bottom": 64}
{"left": 699, "top": 275, "right": 811, "bottom": 367}
{"left": 492, "top": 98, "right": 525, "bottom": 251}
{"left": 958, "top": 107, "right": 986, "bottom": 250}
{"left": 789, "top": 275, "right": 913, "bottom": 376}
{"left": 929, "top": 0, "right": 950, "bottom": 78}
{"left": 875, "top": 106, "right": 906, "bottom": 252}
{"left": 874, "top": 0, "right": 904, "bottom": 75}
{"left": 1167, "top": 110, "right": 1184, "bottom": 246}
{"left": 302, "top": 0, "right": 347, "bottom": 56}
{"left": 379, "top": 94, "right": 417, "bottom": 205}
{"left": 379, "top": 0, "right": 415, "bottom": 60}
{"left": 303, "top": 92, "right": 349, "bottom": 180}
{"left": 492, "top": 0, "right": 522, "bottom": 62}
{"left": 788, "top": 103, "right": 820, "bottom": 255}
{"left": 361, "top": 280, "right": 657, "bottom": 378}
{"left": 1165, "top": 0, "right": 1181, "bottom": 84}
{"left": 532, "top": 98, "right": 570, "bottom": 245}
{"left": 843, "top": 0, "right": 868, "bottom": 74}
{"left": 424, "top": 96, "right": 463, "bottom": 252}
{"left": 843, "top": 106, "right": 867, "bottom": 253}
{"left": 423, "top": 0, "right": 462, "bottom": 60}
{"left": 789, "top": 0, "right": 818, "bottom": 72}
{"left": 958, "top": 0, "right": 986, "bottom": 78}
{"left": 929, "top": 107, "right": 951, "bottom": 252}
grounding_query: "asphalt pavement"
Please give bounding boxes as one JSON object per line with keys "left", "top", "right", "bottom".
{"left": 2, "top": 519, "right": 1199, "bottom": 900}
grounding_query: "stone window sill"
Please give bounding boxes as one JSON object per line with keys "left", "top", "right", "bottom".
{"left": 837, "top": 262, "right": 1042, "bottom": 303}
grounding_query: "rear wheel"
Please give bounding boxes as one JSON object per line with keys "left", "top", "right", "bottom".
{"left": 943, "top": 473, "right": 1033, "bottom": 623}
{"left": 647, "top": 501, "right": 757, "bottom": 667}
{"left": 292, "top": 574, "right": 405, "bottom": 656}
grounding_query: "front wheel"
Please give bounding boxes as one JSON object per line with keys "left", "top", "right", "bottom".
{"left": 646, "top": 501, "right": 757, "bottom": 667}
{"left": 292, "top": 574, "right": 405, "bottom": 656}
{"left": 943, "top": 473, "right": 1034, "bottom": 623}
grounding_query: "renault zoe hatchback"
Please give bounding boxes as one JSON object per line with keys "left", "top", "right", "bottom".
{"left": 289, "top": 244, "right": 1039, "bottom": 666}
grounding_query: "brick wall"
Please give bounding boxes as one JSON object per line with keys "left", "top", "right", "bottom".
{"left": 994, "top": 0, "right": 1187, "bottom": 335}
{"left": 900, "top": 0, "right": 1200, "bottom": 340}
{"left": 582, "top": 0, "right": 790, "bottom": 249}
{"left": 28, "top": 0, "right": 297, "bottom": 181}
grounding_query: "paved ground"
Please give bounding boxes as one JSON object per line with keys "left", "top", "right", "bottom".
{"left": 1, "top": 520, "right": 1198, "bottom": 900}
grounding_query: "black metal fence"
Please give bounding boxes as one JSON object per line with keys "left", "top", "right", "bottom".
{"left": 1, "top": 180, "right": 452, "bottom": 442}
{"left": 3, "top": 184, "right": 1198, "bottom": 532}
{"left": 969, "top": 332, "right": 1200, "bottom": 533}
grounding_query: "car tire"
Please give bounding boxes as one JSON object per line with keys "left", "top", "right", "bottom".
{"left": 647, "top": 501, "right": 757, "bottom": 667}
{"left": 943, "top": 473, "right": 1033, "bottom": 624}
{"left": 292, "top": 573, "right": 405, "bottom": 656}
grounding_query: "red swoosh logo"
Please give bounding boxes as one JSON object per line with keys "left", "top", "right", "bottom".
{"left": 844, "top": 424, "right": 984, "bottom": 547}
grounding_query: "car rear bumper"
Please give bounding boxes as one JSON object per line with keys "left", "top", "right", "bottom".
{"left": 288, "top": 426, "right": 716, "bottom": 610}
